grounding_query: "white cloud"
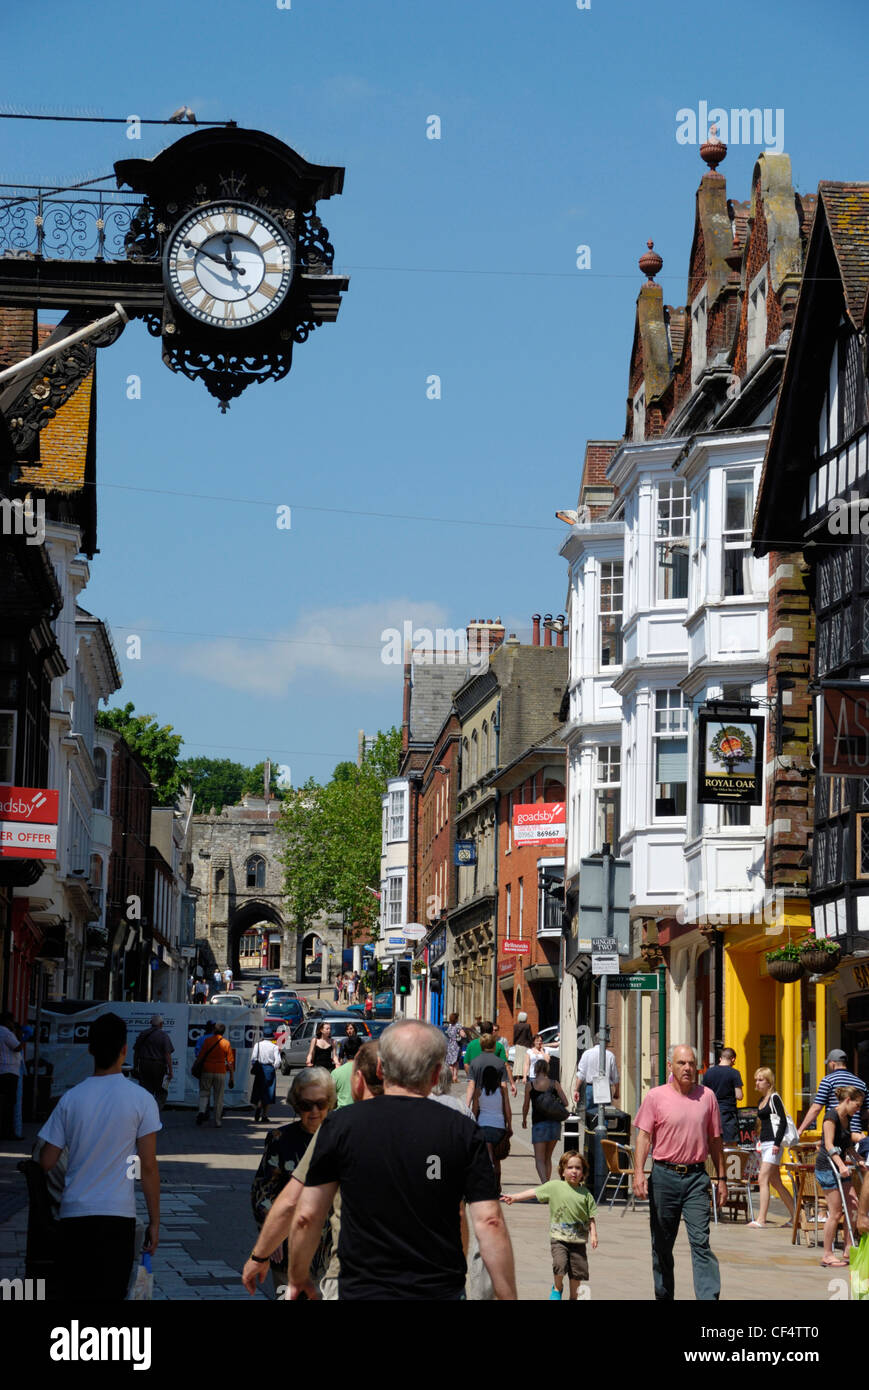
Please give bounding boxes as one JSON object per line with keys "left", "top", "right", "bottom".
{"left": 168, "top": 599, "right": 454, "bottom": 697}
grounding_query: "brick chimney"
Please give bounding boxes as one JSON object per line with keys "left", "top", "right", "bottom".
{"left": 532, "top": 614, "right": 541, "bottom": 646}
{"left": 0, "top": 307, "right": 37, "bottom": 373}
{"left": 466, "top": 617, "right": 505, "bottom": 660}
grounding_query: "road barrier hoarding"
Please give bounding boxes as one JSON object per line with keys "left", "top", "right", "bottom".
{"left": 33, "top": 1001, "right": 264, "bottom": 1108}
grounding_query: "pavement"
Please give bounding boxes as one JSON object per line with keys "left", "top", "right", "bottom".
{"left": 499, "top": 1098, "right": 845, "bottom": 1302}
{"left": 0, "top": 1054, "right": 853, "bottom": 1302}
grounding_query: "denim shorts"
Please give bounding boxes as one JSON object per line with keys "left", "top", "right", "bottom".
{"left": 815, "top": 1166, "right": 849, "bottom": 1190}
{"left": 479, "top": 1125, "right": 506, "bottom": 1145}
{"left": 532, "top": 1120, "right": 562, "bottom": 1144}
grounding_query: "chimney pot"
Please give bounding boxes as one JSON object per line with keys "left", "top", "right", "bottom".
{"left": 532, "top": 613, "right": 541, "bottom": 646}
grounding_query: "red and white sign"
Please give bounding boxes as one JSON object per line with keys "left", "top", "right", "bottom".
{"left": 513, "top": 802, "right": 566, "bottom": 845}
{"left": 0, "top": 786, "right": 59, "bottom": 860}
{"left": 502, "top": 939, "right": 531, "bottom": 955}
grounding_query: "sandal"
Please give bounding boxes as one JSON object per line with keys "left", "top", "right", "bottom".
{"left": 747, "top": 1220, "right": 766, "bottom": 1228}
{"left": 820, "top": 1257, "right": 848, "bottom": 1267}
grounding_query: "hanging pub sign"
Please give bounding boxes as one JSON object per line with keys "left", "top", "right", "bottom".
{"left": 819, "top": 684, "right": 869, "bottom": 777}
{"left": 454, "top": 839, "right": 476, "bottom": 866}
{"left": 696, "top": 712, "right": 763, "bottom": 805}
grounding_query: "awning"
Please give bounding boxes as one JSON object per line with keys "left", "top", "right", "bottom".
{"left": 499, "top": 973, "right": 514, "bottom": 991}
{"left": 525, "top": 963, "right": 556, "bottom": 984}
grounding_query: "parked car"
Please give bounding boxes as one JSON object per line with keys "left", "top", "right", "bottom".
{"left": 364, "top": 1018, "right": 393, "bottom": 1039}
{"left": 255, "top": 975, "right": 285, "bottom": 1004}
{"left": 507, "top": 1025, "right": 592, "bottom": 1069}
{"left": 265, "top": 998, "right": 306, "bottom": 1034}
{"left": 264, "top": 988, "right": 300, "bottom": 1008}
{"left": 280, "top": 1013, "right": 372, "bottom": 1075}
{"left": 210, "top": 992, "right": 245, "bottom": 1008}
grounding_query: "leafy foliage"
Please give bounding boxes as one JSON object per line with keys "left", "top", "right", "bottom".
{"left": 96, "top": 701, "right": 183, "bottom": 806}
{"left": 765, "top": 942, "right": 802, "bottom": 963}
{"left": 180, "top": 755, "right": 286, "bottom": 817}
{"left": 278, "top": 728, "right": 402, "bottom": 937}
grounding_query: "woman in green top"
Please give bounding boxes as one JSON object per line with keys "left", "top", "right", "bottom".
{"left": 503, "top": 1150, "right": 598, "bottom": 1301}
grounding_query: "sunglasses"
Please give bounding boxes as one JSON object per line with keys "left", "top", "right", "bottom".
{"left": 296, "top": 1097, "right": 329, "bottom": 1113}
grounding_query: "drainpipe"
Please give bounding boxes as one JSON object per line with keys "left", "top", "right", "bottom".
{"left": 712, "top": 930, "right": 724, "bottom": 1058}
{"left": 492, "top": 788, "right": 500, "bottom": 1022}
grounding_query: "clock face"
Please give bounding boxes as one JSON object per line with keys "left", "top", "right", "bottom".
{"left": 164, "top": 201, "right": 294, "bottom": 329}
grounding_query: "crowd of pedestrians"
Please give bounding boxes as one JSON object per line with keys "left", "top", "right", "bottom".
{"left": 9, "top": 993, "right": 869, "bottom": 1303}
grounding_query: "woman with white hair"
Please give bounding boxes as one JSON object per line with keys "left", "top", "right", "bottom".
{"left": 512, "top": 1012, "right": 534, "bottom": 1091}
{"left": 249, "top": 1066, "right": 335, "bottom": 1295}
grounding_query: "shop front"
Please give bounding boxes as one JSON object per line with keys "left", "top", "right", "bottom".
{"left": 427, "top": 925, "right": 446, "bottom": 1027}
{"left": 723, "top": 898, "right": 833, "bottom": 1128}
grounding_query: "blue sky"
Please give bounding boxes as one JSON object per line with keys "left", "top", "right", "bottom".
{"left": 2, "top": 0, "right": 866, "bottom": 785}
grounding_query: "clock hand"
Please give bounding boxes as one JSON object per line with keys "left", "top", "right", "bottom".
{"left": 183, "top": 239, "right": 246, "bottom": 276}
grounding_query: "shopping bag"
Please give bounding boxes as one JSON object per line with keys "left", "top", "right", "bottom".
{"left": 129, "top": 1251, "right": 153, "bottom": 1301}
{"left": 850, "top": 1233, "right": 869, "bottom": 1301}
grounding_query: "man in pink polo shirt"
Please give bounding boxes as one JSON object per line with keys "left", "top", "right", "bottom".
{"left": 633, "top": 1045, "right": 727, "bottom": 1301}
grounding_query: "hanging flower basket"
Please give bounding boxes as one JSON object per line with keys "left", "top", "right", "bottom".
{"left": 767, "top": 958, "right": 804, "bottom": 983}
{"left": 766, "top": 944, "right": 803, "bottom": 983}
{"left": 799, "top": 946, "right": 841, "bottom": 976}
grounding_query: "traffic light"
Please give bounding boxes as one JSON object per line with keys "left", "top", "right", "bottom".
{"left": 396, "top": 960, "right": 412, "bottom": 996}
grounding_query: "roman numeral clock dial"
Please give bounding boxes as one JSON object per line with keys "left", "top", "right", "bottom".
{"left": 164, "top": 201, "right": 294, "bottom": 330}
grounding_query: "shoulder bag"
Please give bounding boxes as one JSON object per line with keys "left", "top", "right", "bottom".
{"left": 536, "top": 1084, "right": 569, "bottom": 1124}
{"left": 492, "top": 1130, "right": 511, "bottom": 1162}
{"left": 773, "top": 1091, "right": 799, "bottom": 1149}
{"left": 191, "top": 1035, "right": 221, "bottom": 1081}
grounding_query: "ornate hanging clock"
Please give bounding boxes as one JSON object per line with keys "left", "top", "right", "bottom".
{"left": 163, "top": 201, "right": 294, "bottom": 330}
{"left": 115, "top": 127, "right": 348, "bottom": 409}
{"left": 0, "top": 126, "right": 348, "bottom": 437}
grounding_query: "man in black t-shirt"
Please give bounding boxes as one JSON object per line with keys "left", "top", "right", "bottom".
{"left": 288, "top": 1019, "right": 517, "bottom": 1301}
{"left": 702, "top": 1047, "right": 744, "bottom": 1144}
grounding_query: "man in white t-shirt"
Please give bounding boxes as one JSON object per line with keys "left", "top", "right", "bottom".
{"left": 38, "top": 1011, "right": 161, "bottom": 1301}
{"left": 223, "top": 966, "right": 233, "bottom": 991}
{"left": 573, "top": 1045, "right": 620, "bottom": 1112}
{"left": 0, "top": 1011, "right": 23, "bottom": 1139}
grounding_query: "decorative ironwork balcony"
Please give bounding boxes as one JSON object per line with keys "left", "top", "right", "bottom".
{"left": 0, "top": 183, "right": 161, "bottom": 262}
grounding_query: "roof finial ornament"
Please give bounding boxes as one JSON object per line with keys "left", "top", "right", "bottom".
{"left": 700, "top": 122, "right": 727, "bottom": 175}
{"left": 638, "top": 239, "right": 663, "bottom": 283}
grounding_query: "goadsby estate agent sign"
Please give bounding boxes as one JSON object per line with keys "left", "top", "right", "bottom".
{"left": 0, "top": 786, "right": 59, "bottom": 860}
{"left": 513, "top": 802, "right": 566, "bottom": 846}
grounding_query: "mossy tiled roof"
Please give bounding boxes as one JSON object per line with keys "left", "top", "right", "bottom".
{"left": 18, "top": 368, "right": 93, "bottom": 493}
{"left": 818, "top": 182, "right": 869, "bottom": 327}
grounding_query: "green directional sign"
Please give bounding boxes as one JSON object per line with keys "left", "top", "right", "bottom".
{"left": 608, "top": 973, "right": 659, "bottom": 991}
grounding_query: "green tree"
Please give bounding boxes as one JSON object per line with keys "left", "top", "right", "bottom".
{"left": 96, "top": 701, "right": 184, "bottom": 806}
{"left": 179, "top": 756, "right": 288, "bottom": 818}
{"left": 179, "top": 756, "right": 247, "bottom": 816}
{"left": 278, "top": 727, "right": 401, "bottom": 938}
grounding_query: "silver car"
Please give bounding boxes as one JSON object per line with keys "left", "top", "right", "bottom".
{"left": 280, "top": 1014, "right": 372, "bottom": 1075}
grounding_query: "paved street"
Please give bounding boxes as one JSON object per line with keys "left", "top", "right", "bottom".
{"left": 0, "top": 1070, "right": 847, "bottom": 1302}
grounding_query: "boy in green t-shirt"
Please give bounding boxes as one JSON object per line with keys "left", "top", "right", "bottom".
{"left": 502, "top": 1150, "right": 598, "bottom": 1300}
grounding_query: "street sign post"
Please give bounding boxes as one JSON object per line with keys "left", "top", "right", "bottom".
{"left": 578, "top": 856, "right": 630, "bottom": 954}
{"left": 607, "top": 973, "right": 660, "bottom": 990}
{"left": 591, "top": 953, "right": 619, "bottom": 976}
